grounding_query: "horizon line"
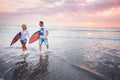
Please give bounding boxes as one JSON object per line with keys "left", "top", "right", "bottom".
{"left": 0, "top": 24, "right": 120, "bottom": 29}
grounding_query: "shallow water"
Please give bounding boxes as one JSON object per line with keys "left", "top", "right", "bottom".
{"left": 0, "top": 26, "right": 120, "bottom": 80}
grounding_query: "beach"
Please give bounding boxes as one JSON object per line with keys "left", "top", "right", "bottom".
{"left": 0, "top": 26, "right": 120, "bottom": 80}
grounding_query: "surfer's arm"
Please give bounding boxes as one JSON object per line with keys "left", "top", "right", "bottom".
{"left": 45, "top": 30, "right": 49, "bottom": 39}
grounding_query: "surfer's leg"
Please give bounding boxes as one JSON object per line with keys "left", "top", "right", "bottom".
{"left": 23, "top": 43, "right": 26, "bottom": 51}
{"left": 20, "top": 40, "right": 27, "bottom": 55}
{"left": 21, "top": 43, "right": 25, "bottom": 55}
{"left": 24, "top": 42, "right": 27, "bottom": 51}
{"left": 46, "top": 45, "right": 49, "bottom": 49}
{"left": 24, "top": 39, "right": 27, "bottom": 51}
{"left": 39, "top": 38, "right": 43, "bottom": 55}
{"left": 39, "top": 45, "right": 42, "bottom": 53}
{"left": 44, "top": 38, "right": 49, "bottom": 50}
{"left": 21, "top": 42, "right": 27, "bottom": 55}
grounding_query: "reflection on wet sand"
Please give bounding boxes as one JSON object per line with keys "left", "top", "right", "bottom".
{"left": 12, "top": 57, "right": 28, "bottom": 80}
{"left": 29, "top": 55, "right": 49, "bottom": 80}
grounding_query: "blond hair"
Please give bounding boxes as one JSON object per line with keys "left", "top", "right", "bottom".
{"left": 22, "top": 24, "right": 27, "bottom": 30}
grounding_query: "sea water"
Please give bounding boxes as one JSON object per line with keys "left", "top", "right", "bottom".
{"left": 0, "top": 26, "right": 120, "bottom": 46}
{"left": 0, "top": 26, "right": 120, "bottom": 80}
{"left": 0, "top": 25, "right": 120, "bottom": 54}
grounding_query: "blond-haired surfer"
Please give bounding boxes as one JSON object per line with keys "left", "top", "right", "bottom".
{"left": 20, "top": 24, "right": 29, "bottom": 55}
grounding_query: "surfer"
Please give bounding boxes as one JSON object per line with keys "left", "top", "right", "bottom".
{"left": 39, "top": 21, "right": 49, "bottom": 55}
{"left": 20, "top": 24, "right": 29, "bottom": 55}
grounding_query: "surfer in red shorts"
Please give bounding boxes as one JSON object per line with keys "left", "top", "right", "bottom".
{"left": 39, "top": 21, "right": 49, "bottom": 56}
{"left": 20, "top": 24, "right": 29, "bottom": 55}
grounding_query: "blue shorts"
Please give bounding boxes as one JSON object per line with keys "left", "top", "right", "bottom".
{"left": 20, "top": 39, "right": 27, "bottom": 43}
{"left": 39, "top": 38, "right": 48, "bottom": 45}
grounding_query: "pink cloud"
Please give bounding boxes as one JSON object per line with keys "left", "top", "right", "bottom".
{"left": 0, "top": 0, "right": 120, "bottom": 27}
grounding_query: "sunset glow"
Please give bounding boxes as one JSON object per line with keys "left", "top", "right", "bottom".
{"left": 0, "top": 0, "right": 120, "bottom": 28}
{"left": 87, "top": 22, "right": 93, "bottom": 27}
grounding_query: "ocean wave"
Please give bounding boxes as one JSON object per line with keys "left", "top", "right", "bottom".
{"left": 0, "top": 26, "right": 120, "bottom": 32}
{"left": 50, "top": 35, "right": 120, "bottom": 41}
{"left": 49, "top": 27, "right": 120, "bottom": 32}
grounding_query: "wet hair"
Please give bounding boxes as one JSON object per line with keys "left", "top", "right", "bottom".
{"left": 40, "top": 21, "right": 44, "bottom": 24}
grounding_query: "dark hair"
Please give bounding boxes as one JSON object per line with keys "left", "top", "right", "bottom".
{"left": 40, "top": 21, "right": 44, "bottom": 24}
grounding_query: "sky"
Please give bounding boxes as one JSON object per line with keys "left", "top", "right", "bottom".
{"left": 0, "top": 0, "right": 120, "bottom": 28}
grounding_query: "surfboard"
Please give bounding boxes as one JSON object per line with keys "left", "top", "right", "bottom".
{"left": 29, "top": 31, "right": 40, "bottom": 44}
{"left": 10, "top": 32, "right": 21, "bottom": 46}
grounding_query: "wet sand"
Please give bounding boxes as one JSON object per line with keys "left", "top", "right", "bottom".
{"left": 0, "top": 38, "right": 120, "bottom": 80}
{"left": 0, "top": 49, "right": 105, "bottom": 80}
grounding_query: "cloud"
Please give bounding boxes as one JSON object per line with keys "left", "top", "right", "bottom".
{"left": 0, "top": 0, "right": 120, "bottom": 27}
{"left": 1, "top": 0, "right": 120, "bottom": 15}
{"left": 84, "top": 0, "right": 120, "bottom": 12}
